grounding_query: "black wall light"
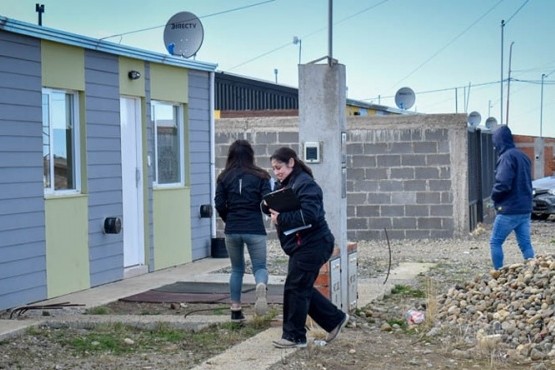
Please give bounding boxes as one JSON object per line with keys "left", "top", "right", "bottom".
{"left": 128, "top": 70, "right": 141, "bottom": 80}
{"left": 199, "top": 204, "right": 213, "bottom": 218}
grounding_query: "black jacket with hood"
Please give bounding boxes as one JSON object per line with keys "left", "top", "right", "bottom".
{"left": 215, "top": 169, "right": 271, "bottom": 235}
{"left": 491, "top": 125, "right": 533, "bottom": 214}
{"left": 263, "top": 167, "right": 334, "bottom": 256}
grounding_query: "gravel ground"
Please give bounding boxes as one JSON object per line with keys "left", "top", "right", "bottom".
{"left": 267, "top": 218, "right": 555, "bottom": 370}
{"left": 1, "top": 218, "right": 555, "bottom": 370}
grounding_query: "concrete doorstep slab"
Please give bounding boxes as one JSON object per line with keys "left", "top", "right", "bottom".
{"left": 0, "top": 319, "right": 42, "bottom": 341}
{"left": 191, "top": 326, "right": 298, "bottom": 370}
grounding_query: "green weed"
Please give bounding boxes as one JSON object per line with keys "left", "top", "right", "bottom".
{"left": 390, "top": 284, "right": 425, "bottom": 298}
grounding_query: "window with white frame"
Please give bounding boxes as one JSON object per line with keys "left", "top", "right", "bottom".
{"left": 42, "top": 89, "right": 80, "bottom": 193}
{"left": 151, "top": 101, "right": 184, "bottom": 185}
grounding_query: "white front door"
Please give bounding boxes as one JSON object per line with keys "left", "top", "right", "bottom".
{"left": 120, "top": 97, "right": 145, "bottom": 269}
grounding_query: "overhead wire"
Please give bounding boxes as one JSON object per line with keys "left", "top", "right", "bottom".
{"left": 99, "top": 0, "right": 276, "bottom": 41}
{"left": 228, "top": 0, "right": 391, "bottom": 71}
{"left": 392, "top": 0, "right": 504, "bottom": 87}
{"left": 504, "top": 0, "right": 530, "bottom": 25}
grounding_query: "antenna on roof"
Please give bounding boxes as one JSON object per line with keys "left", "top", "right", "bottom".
{"left": 35, "top": 4, "right": 45, "bottom": 26}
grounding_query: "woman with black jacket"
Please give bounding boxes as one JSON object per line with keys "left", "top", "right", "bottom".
{"left": 263, "top": 147, "right": 348, "bottom": 349}
{"left": 215, "top": 140, "right": 272, "bottom": 322}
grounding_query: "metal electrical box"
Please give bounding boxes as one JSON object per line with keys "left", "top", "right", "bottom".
{"left": 330, "top": 257, "right": 341, "bottom": 308}
{"left": 304, "top": 141, "right": 320, "bottom": 163}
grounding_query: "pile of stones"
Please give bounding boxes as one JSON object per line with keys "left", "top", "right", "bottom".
{"left": 435, "top": 254, "right": 555, "bottom": 362}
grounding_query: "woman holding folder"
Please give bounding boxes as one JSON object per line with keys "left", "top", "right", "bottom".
{"left": 263, "top": 147, "right": 348, "bottom": 349}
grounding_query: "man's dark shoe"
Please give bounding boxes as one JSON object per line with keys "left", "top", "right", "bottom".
{"left": 326, "top": 313, "right": 349, "bottom": 342}
{"left": 272, "top": 338, "right": 307, "bottom": 349}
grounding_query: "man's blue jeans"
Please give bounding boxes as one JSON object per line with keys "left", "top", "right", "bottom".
{"left": 490, "top": 213, "right": 535, "bottom": 270}
{"left": 225, "top": 234, "right": 268, "bottom": 304}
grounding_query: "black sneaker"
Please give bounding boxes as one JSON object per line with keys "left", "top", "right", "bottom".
{"left": 231, "top": 308, "right": 245, "bottom": 323}
{"left": 272, "top": 338, "right": 307, "bottom": 349}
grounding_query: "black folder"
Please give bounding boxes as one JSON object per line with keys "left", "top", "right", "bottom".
{"left": 263, "top": 187, "right": 301, "bottom": 213}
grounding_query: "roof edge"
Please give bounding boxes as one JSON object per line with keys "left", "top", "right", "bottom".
{"left": 0, "top": 16, "right": 218, "bottom": 72}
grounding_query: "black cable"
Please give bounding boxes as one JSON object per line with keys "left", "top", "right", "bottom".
{"left": 383, "top": 228, "right": 391, "bottom": 285}
{"left": 183, "top": 306, "right": 229, "bottom": 319}
{"left": 100, "top": 0, "right": 276, "bottom": 41}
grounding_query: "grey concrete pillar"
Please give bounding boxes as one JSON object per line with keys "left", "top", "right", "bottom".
{"left": 298, "top": 62, "right": 348, "bottom": 311}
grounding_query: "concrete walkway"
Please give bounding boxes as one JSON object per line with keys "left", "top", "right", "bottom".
{"left": 0, "top": 259, "right": 433, "bottom": 369}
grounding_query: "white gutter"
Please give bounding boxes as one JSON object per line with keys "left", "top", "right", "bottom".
{"left": 209, "top": 71, "right": 216, "bottom": 239}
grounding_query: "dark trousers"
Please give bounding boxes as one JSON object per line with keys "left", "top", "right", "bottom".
{"left": 282, "top": 241, "right": 345, "bottom": 342}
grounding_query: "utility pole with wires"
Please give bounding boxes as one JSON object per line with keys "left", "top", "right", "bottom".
{"left": 500, "top": 19, "right": 505, "bottom": 125}
{"left": 506, "top": 41, "right": 515, "bottom": 126}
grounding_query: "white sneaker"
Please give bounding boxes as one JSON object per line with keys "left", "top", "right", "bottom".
{"left": 254, "top": 282, "right": 268, "bottom": 316}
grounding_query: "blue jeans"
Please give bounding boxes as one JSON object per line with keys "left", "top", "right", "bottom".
{"left": 490, "top": 213, "right": 535, "bottom": 270}
{"left": 225, "top": 234, "right": 268, "bottom": 304}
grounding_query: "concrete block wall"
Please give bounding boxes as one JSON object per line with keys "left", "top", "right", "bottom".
{"left": 215, "top": 114, "right": 469, "bottom": 241}
{"left": 347, "top": 114, "right": 468, "bottom": 241}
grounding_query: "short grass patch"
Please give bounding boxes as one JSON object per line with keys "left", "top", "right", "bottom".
{"left": 390, "top": 284, "right": 426, "bottom": 298}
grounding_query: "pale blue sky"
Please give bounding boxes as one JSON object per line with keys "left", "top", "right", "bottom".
{"left": 2, "top": 0, "right": 554, "bottom": 137}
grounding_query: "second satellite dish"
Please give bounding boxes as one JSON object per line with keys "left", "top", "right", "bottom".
{"left": 395, "top": 87, "right": 415, "bottom": 110}
{"left": 164, "top": 11, "right": 204, "bottom": 58}
{"left": 485, "top": 117, "right": 497, "bottom": 130}
{"left": 467, "top": 111, "right": 481, "bottom": 127}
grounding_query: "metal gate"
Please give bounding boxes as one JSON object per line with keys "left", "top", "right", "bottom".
{"left": 468, "top": 128, "right": 497, "bottom": 231}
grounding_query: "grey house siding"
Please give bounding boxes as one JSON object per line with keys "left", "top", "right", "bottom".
{"left": 0, "top": 32, "right": 47, "bottom": 310}
{"left": 144, "top": 64, "right": 155, "bottom": 271}
{"left": 84, "top": 50, "right": 124, "bottom": 287}
{"left": 188, "top": 70, "right": 212, "bottom": 260}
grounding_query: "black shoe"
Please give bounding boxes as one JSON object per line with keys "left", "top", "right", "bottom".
{"left": 272, "top": 338, "right": 307, "bottom": 349}
{"left": 231, "top": 308, "right": 245, "bottom": 323}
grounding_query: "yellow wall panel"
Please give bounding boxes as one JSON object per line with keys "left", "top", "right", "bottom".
{"left": 41, "top": 41, "right": 84, "bottom": 90}
{"left": 119, "top": 57, "right": 145, "bottom": 97}
{"left": 45, "top": 195, "right": 90, "bottom": 297}
{"left": 153, "top": 187, "right": 192, "bottom": 269}
{"left": 150, "top": 63, "right": 188, "bottom": 103}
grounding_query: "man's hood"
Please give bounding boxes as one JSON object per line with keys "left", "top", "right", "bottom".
{"left": 492, "top": 125, "right": 515, "bottom": 154}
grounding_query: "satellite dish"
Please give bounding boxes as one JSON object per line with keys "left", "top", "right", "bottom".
{"left": 163, "top": 11, "right": 204, "bottom": 58}
{"left": 485, "top": 117, "right": 497, "bottom": 130}
{"left": 467, "top": 111, "right": 481, "bottom": 127}
{"left": 394, "top": 87, "right": 415, "bottom": 110}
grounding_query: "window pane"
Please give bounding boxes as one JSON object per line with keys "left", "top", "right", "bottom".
{"left": 42, "top": 90, "right": 77, "bottom": 192}
{"left": 50, "top": 91, "right": 74, "bottom": 190}
{"left": 154, "top": 104, "right": 181, "bottom": 184}
{"left": 42, "top": 93, "right": 51, "bottom": 188}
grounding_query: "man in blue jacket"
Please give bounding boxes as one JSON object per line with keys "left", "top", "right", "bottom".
{"left": 490, "top": 125, "right": 535, "bottom": 270}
